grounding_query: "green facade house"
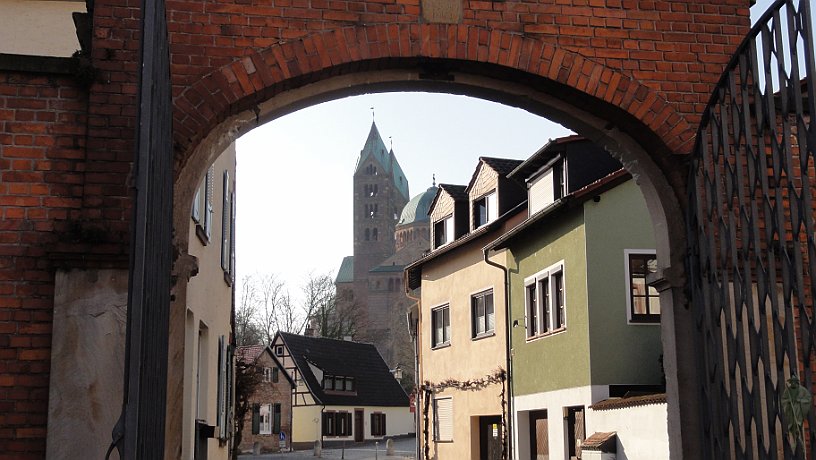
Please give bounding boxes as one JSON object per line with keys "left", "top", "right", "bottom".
{"left": 485, "top": 137, "right": 668, "bottom": 460}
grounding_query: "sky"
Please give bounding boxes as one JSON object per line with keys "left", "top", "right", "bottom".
{"left": 236, "top": 93, "right": 571, "bottom": 304}
{"left": 235, "top": 0, "right": 784, "bottom": 306}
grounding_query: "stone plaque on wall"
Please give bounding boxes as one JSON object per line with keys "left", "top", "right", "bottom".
{"left": 421, "top": 0, "right": 461, "bottom": 24}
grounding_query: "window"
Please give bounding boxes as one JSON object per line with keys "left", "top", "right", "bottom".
{"left": 528, "top": 160, "right": 565, "bottom": 215}
{"left": 471, "top": 289, "right": 495, "bottom": 338}
{"left": 221, "top": 171, "right": 232, "bottom": 279}
{"left": 260, "top": 403, "right": 272, "bottom": 435}
{"left": 431, "top": 305, "right": 451, "bottom": 348}
{"left": 433, "top": 215, "right": 454, "bottom": 248}
{"left": 262, "top": 367, "right": 273, "bottom": 382}
{"left": 525, "top": 263, "right": 565, "bottom": 339}
{"left": 371, "top": 413, "right": 386, "bottom": 437}
{"left": 433, "top": 397, "right": 453, "bottom": 442}
{"left": 192, "top": 166, "right": 214, "bottom": 242}
{"left": 372, "top": 228, "right": 378, "bottom": 240}
{"left": 473, "top": 191, "right": 498, "bottom": 228}
{"left": 322, "top": 375, "right": 355, "bottom": 392}
{"left": 323, "top": 411, "right": 353, "bottom": 437}
{"left": 275, "top": 345, "right": 284, "bottom": 356}
{"left": 365, "top": 228, "right": 370, "bottom": 241}
{"left": 626, "top": 251, "right": 660, "bottom": 323}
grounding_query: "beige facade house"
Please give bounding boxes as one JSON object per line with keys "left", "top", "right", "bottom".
{"left": 271, "top": 332, "right": 413, "bottom": 450}
{"left": 180, "top": 143, "right": 237, "bottom": 460}
{"left": 236, "top": 345, "right": 295, "bottom": 454}
{"left": 405, "top": 158, "right": 527, "bottom": 460}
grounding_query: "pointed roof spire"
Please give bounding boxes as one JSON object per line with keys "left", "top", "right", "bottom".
{"left": 432, "top": 174, "right": 436, "bottom": 187}
{"left": 354, "top": 121, "right": 410, "bottom": 200}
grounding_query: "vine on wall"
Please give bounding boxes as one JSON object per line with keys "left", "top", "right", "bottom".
{"left": 419, "top": 368, "right": 507, "bottom": 459}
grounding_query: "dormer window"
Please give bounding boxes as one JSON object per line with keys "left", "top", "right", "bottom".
{"left": 433, "top": 215, "right": 454, "bottom": 249}
{"left": 473, "top": 191, "right": 498, "bottom": 228}
{"left": 529, "top": 160, "right": 565, "bottom": 215}
{"left": 323, "top": 374, "right": 355, "bottom": 392}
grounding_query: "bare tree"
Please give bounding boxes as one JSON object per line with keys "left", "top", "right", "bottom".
{"left": 304, "top": 272, "right": 368, "bottom": 340}
{"left": 235, "top": 275, "right": 264, "bottom": 346}
{"left": 252, "top": 273, "right": 291, "bottom": 344}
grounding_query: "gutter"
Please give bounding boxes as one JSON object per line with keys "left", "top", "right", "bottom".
{"left": 404, "top": 284, "right": 423, "bottom": 460}
{"left": 482, "top": 246, "right": 514, "bottom": 460}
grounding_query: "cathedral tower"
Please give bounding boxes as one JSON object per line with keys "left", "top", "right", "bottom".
{"left": 351, "top": 121, "right": 410, "bottom": 310}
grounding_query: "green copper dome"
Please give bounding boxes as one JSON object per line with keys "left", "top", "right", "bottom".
{"left": 398, "top": 185, "right": 438, "bottom": 226}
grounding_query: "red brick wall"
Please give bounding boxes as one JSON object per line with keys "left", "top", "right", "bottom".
{"left": 0, "top": 0, "right": 752, "bottom": 455}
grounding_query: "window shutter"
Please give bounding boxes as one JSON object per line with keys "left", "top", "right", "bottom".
{"left": 252, "top": 404, "right": 260, "bottom": 435}
{"left": 272, "top": 367, "right": 279, "bottom": 383}
{"left": 382, "top": 414, "right": 386, "bottom": 435}
{"left": 434, "top": 398, "right": 453, "bottom": 441}
{"left": 529, "top": 169, "right": 555, "bottom": 214}
{"left": 487, "top": 192, "right": 498, "bottom": 222}
{"left": 445, "top": 216, "right": 454, "bottom": 243}
{"left": 273, "top": 403, "right": 281, "bottom": 433}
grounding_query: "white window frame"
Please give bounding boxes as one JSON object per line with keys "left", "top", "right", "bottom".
{"left": 259, "top": 403, "right": 273, "bottom": 435}
{"left": 470, "top": 288, "right": 495, "bottom": 339}
{"left": 433, "top": 397, "right": 453, "bottom": 442}
{"left": 624, "top": 249, "right": 660, "bottom": 325}
{"left": 262, "top": 366, "right": 272, "bottom": 382}
{"left": 473, "top": 190, "right": 497, "bottom": 228}
{"left": 524, "top": 261, "right": 566, "bottom": 341}
{"left": 431, "top": 303, "right": 451, "bottom": 349}
{"left": 433, "top": 215, "right": 454, "bottom": 248}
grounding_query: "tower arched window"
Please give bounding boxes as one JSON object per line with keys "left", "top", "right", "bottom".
{"left": 373, "top": 228, "right": 378, "bottom": 241}
{"left": 365, "top": 228, "right": 370, "bottom": 241}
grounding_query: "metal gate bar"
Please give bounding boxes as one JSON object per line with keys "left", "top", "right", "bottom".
{"left": 688, "top": 0, "right": 816, "bottom": 458}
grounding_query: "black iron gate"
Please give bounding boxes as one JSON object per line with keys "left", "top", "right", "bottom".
{"left": 688, "top": 0, "right": 816, "bottom": 458}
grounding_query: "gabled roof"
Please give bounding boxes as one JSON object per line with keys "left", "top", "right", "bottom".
{"left": 354, "top": 122, "right": 409, "bottom": 200}
{"left": 405, "top": 200, "right": 527, "bottom": 290}
{"left": 335, "top": 256, "right": 354, "bottom": 284}
{"left": 508, "top": 135, "right": 584, "bottom": 182}
{"left": 485, "top": 169, "right": 629, "bottom": 252}
{"left": 465, "top": 157, "right": 524, "bottom": 194}
{"left": 277, "top": 332, "right": 409, "bottom": 407}
{"left": 235, "top": 344, "right": 296, "bottom": 388}
{"left": 428, "top": 183, "right": 468, "bottom": 216}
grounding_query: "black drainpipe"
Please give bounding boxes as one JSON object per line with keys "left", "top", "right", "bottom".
{"left": 483, "top": 246, "right": 514, "bottom": 460}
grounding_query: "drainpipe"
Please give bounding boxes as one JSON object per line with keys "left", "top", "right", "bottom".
{"left": 483, "top": 247, "right": 514, "bottom": 460}
{"left": 405, "top": 285, "right": 422, "bottom": 460}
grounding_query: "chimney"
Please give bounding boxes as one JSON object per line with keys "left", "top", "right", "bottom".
{"left": 304, "top": 326, "right": 315, "bottom": 337}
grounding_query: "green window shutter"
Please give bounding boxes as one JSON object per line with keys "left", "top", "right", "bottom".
{"left": 251, "top": 403, "right": 260, "bottom": 435}
{"left": 383, "top": 414, "right": 386, "bottom": 435}
{"left": 273, "top": 403, "right": 281, "bottom": 433}
{"left": 273, "top": 367, "right": 279, "bottom": 383}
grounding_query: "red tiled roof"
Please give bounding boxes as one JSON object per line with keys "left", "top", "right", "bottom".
{"left": 582, "top": 432, "right": 617, "bottom": 452}
{"left": 235, "top": 344, "right": 265, "bottom": 364}
{"left": 590, "top": 393, "right": 667, "bottom": 411}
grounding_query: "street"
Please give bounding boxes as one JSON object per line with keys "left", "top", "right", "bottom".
{"left": 240, "top": 436, "right": 417, "bottom": 460}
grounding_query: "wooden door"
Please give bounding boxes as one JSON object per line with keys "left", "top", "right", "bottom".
{"left": 528, "top": 410, "right": 548, "bottom": 460}
{"left": 354, "top": 409, "right": 364, "bottom": 442}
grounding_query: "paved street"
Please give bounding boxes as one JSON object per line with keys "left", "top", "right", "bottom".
{"left": 240, "top": 436, "right": 417, "bottom": 460}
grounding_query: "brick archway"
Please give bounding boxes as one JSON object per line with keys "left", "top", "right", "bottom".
{"left": 167, "top": 25, "right": 705, "bottom": 460}
{"left": 172, "top": 24, "right": 696, "bottom": 172}
{"left": 0, "top": 1, "right": 753, "bottom": 457}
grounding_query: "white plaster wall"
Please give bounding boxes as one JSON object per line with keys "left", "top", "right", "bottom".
{"left": 0, "top": 0, "right": 85, "bottom": 57}
{"left": 46, "top": 269, "right": 128, "bottom": 460}
{"left": 512, "top": 385, "right": 610, "bottom": 460}
{"left": 292, "top": 405, "right": 324, "bottom": 444}
{"left": 586, "top": 403, "right": 669, "bottom": 460}
{"left": 293, "top": 405, "right": 413, "bottom": 444}
{"left": 182, "top": 144, "right": 236, "bottom": 460}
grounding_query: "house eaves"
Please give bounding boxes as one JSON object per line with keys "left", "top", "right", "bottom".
{"left": 405, "top": 201, "right": 527, "bottom": 290}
